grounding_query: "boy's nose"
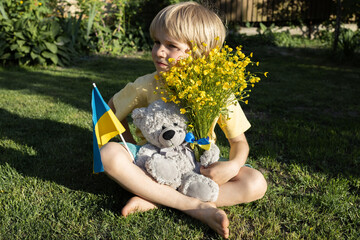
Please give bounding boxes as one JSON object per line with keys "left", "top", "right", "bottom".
{"left": 156, "top": 45, "right": 166, "bottom": 58}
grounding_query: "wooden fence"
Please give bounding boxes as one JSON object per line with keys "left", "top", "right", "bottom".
{"left": 215, "top": 0, "right": 333, "bottom": 23}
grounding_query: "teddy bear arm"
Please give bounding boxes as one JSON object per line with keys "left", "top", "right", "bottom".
{"left": 200, "top": 143, "right": 220, "bottom": 167}
{"left": 135, "top": 144, "right": 159, "bottom": 170}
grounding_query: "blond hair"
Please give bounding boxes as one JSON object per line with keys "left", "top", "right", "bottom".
{"left": 150, "top": 1, "right": 226, "bottom": 56}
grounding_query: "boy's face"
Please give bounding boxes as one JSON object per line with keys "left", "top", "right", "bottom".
{"left": 152, "top": 32, "right": 190, "bottom": 74}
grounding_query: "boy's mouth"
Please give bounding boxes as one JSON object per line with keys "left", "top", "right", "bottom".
{"left": 156, "top": 61, "right": 168, "bottom": 67}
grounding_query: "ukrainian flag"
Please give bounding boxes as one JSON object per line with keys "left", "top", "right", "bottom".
{"left": 92, "top": 83, "right": 126, "bottom": 173}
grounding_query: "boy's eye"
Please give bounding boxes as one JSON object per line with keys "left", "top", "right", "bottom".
{"left": 169, "top": 44, "right": 178, "bottom": 49}
{"left": 154, "top": 41, "right": 160, "bottom": 45}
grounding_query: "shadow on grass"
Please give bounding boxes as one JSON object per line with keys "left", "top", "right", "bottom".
{"left": 0, "top": 55, "right": 156, "bottom": 212}
{"left": 0, "top": 55, "right": 155, "bottom": 112}
{"left": 0, "top": 107, "right": 136, "bottom": 214}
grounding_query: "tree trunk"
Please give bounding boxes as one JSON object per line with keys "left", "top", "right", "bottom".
{"left": 333, "top": 0, "right": 342, "bottom": 52}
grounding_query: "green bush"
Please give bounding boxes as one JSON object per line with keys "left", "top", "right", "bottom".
{"left": 0, "top": 0, "right": 89, "bottom": 66}
{"left": 338, "top": 28, "right": 360, "bottom": 57}
{"left": 75, "top": 0, "right": 150, "bottom": 55}
{"left": 76, "top": 0, "right": 185, "bottom": 55}
{"left": 0, "top": 0, "right": 201, "bottom": 66}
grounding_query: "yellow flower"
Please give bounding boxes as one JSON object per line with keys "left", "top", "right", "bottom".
{"left": 39, "top": 2, "right": 42, "bottom": 6}
{"left": 20, "top": 1, "right": 23, "bottom": 4}
{"left": 168, "top": 58, "right": 175, "bottom": 63}
{"left": 264, "top": 72, "right": 268, "bottom": 77}
{"left": 214, "top": 36, "right": 220, "bottom": 41}
{"left": 194, "top": 65, "right": 200, "bottom": 74}
{"left": 161, "top": 97, "right": 167, "bottom": 102}
{"left": 158, "top": 40, "right": 266, "bottom": 157}
{"left": 222, "top": 82, "right": 231, "bottom": 90}
{"left": 154, "top": 74, "right": 159, "bottom": 80}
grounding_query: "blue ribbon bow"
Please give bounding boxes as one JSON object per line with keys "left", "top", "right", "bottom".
{"left": 185, "top": 132, "right": 211, "bottom": 150}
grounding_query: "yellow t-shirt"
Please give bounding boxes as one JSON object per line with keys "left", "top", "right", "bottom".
{"left": 113, "top": 72, "right": 251, "bottom": 144}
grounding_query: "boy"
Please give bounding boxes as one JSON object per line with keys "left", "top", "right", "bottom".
{"left": 100, "top": 2, "right": 267, "bottom": 238}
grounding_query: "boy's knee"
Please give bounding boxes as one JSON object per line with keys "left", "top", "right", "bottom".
{"left": 251, "top": 169, "right": 267, "bottom": 199}
{"left": 100, "top": 142, "right": 126, "bottom": 171}
{"left": 242, "top": 168, "right": 267, "bottom": 201}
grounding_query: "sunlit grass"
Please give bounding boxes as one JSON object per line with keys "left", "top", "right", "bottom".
{"left": 0, "top": 49, "right": 359, "bottom": 239}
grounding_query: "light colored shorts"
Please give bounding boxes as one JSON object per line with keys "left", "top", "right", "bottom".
{"left": 120, "top": 142, "right": 141, "bottom": 161}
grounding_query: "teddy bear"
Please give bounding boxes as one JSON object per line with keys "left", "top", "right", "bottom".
{"left": 131, "top": 99, "right": 220, "bottom": 202}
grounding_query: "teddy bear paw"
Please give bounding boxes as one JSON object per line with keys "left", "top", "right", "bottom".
{"left": 145, "top": 154, "right": 181, "bottom": 188}
{"left": 200, "top": 144, "right": 220, "bottom": 167}
{"left": 179, "top": 173, "right": 219, "bottom": 202}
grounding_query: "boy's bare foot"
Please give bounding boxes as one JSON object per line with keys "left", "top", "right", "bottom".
{"left": 185, "top": 202, "right": 229, "bottom": 239}
{"left": 121, "top": 196, "right": 158, "bottom": 216}
{"left": 122, "top": 197, "right": 229, "bottom": 238}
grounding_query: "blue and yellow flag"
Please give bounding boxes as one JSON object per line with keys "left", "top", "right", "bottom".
{"left": 92, "top": 84, "right": 126, "bottom": 173}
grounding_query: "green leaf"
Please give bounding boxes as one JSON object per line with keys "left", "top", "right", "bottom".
{"left": 20, "top": 45, "right": 30, "bottom": 53}
{"left": 14, "top": 32, "right": 25, "bottom": 40}
{"left": 260, "top": 23, "right": 267, "bottom": 32}
{"left": 57, "top": 49, "right": 70, "bottom": 61}
{"left": 57, "top": 58, "right": 65, "bottom": 67}
{"left": 0, "top": 53, "right": 10, "bottom": 59}
{"left": 10, "top": 44, "right": 18, "bottom": 51}
{"left": 50, "top": 22, "right": 61, "bottom": 38}
{"left": 16, "top": 40, "right": 26, "bottom": 48}
{"left": 14, "top": 52, "right": 24, "bottom": 59}
{"left": 55, "top": 36, "right": 70, "bottom": 46}
{"left": 41, "top": 51, "right": 58, "bottom": 65}
{"left": 30, "top": 51, "right": 39, "bottom": 60}
{"left": 44, "top": 42, "right": 58, "bottom": 54}
{"left": 37, "top": 55, "right": 46, "bottom": 64}
{"left": 27, "top": 22, "right": 38, "bottom": 38}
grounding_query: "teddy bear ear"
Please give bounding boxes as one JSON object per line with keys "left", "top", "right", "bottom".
{"left": 131, "top": 107, "right": 146, "bottom": 121}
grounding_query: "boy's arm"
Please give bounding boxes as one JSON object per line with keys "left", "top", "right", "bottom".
{"left": 200, "top": 133, "right": 249, "bottom": 185}
{"left": 228, "top": 133, "right": 250, "bottom": 167}
{"left": 109, "top": 97, "right": 137, "bottom": 144}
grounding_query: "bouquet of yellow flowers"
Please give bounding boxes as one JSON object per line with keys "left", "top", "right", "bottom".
{"left": 156, "top": 42, "right": 266, "bottom": 161}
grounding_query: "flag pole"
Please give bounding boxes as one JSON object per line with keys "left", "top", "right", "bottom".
{"left": 93, "top": 83, "right": 135, "bottom": 162}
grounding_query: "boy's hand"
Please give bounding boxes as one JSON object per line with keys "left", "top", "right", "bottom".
{"left": 200, "top": 160, "right": 241, "bottom": 185}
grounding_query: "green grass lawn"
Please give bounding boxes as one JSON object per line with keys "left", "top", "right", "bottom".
{"left": 0, "top": 47, "right": 359, "bottom": 239}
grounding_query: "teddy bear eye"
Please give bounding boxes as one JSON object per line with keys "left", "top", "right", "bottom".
{"left": 173, "top": 123, "right": 178, "bottom": 126}
{"left": 162, "top": 126, "right": 166, "bottom": 130}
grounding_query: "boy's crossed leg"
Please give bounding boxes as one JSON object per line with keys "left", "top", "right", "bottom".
{"left": 101, "top": 142, "right": 265, "bottom": 238}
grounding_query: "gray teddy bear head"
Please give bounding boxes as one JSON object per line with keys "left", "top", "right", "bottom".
{"left": 132, "top": 100, "right": 188, "bottom": 148}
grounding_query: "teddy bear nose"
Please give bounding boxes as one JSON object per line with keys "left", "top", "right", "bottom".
{"left": 163, "top": 130, "right": 175, "bottom": 140}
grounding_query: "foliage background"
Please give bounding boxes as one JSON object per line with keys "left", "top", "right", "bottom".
{"left": 0, "top": 0, "right": 359, "bottom": 239}
{"left": 1, "top": 0, "right": 359, "bottom": 67}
